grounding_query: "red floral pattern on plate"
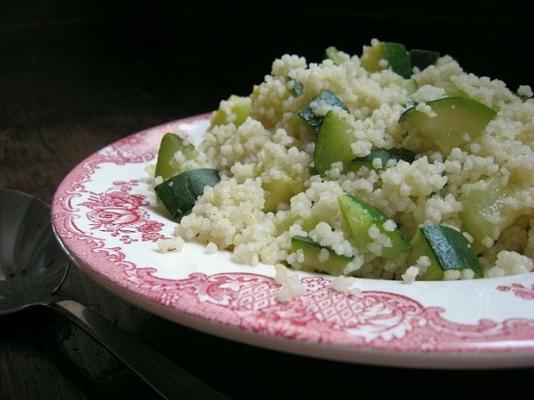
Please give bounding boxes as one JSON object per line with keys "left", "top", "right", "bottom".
{"left": 80, "top": 180, "right": 165, "bottom": 244}
{"left": 497, "top": 283, "right": 534, "bottom": 300}
{"left": 51, "top": 114, "right": 534, "bottom": 366}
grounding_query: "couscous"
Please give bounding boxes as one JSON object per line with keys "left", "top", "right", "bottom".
{"left": 150, "top": 39, "right": 534, "bottom": 285}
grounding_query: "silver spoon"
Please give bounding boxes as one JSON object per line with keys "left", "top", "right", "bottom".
{"left": 0, "top": 188, "right": 229, "bottom": 400}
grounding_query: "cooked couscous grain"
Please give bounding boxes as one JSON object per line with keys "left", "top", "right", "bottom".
{"left": 157, "top": 237, "right": 184, "bottom": 253}
{"left": 332, "top": 276, "right": 361, "bottom": 296}
{"left": 274, "top": 264, "right": 306, "bottom": 302}
{"left": 153, "top": 39, "right": 534, "bottom": 283}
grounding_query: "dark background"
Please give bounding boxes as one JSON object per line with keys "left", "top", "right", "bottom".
{"left": 1, "top": 1, "right": 533, "bottom": 399}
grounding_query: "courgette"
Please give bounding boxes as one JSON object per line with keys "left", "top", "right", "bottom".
{"left": 288, "top": 78, "right": 304, "bottom": 97}
{"left": 263, "top": 177, "right": 303, "bottom": 212}
{"left": 291, "top": 235, "right": 352, "bottom": 276}
{"left": 155, "top": 133, "right": 197, "bottom": 180}
{"left": 349, "top": 148, "right": 416, "bottom": 171}
{"left": 361, "top": 41, "right": 412, "bottom": 79}
{"left": 338, "top": 194, "right": 411, "bottom": 258}
{"left": 460, "top": 177, "right": 521, "bottom": 252}
{"left": 155, "top": 168, "right": 220, "bottom": 220}
{"left": 211, "top": 95, "right": 250, "bottom": 127}
{"left": 407, "top": 225, "right": 483, "bottom": 280}
{"left": 298, "top": 90, "right": 348, "bottom": 133}
{"left": 409, "top": 49, "right": 440, "bottom": 69}
{"left": 400, "top": 96, "right": 497, "bottom": 155}
{"left": 314, "top": 110, "right": 355, "bottom": 174}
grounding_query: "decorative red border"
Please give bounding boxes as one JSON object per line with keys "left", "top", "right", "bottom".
{"left": 497, "top": 283, "right": 534, "bottom": 300}
{"left": 52, "top": 114, "right": 534, "bottom": 356}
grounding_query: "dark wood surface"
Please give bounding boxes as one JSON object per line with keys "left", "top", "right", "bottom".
{"left": 1, "top": 2, "right": 534, "bottom": 399}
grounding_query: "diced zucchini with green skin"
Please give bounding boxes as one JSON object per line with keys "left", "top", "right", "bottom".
{"left": 338, "top": 194, "right": 411, "bottom": 258}
{"left": 460, "top": 177, "right": 521, "bottom": 252}
{"left": 155, "top": 168, "right": 220, "bottom": 221}
{"left": 291, "top": 235, "right": 353, "bottom": 276}
{"left": 361, "top": 41, "right": 412, "bottom": 78}
{"left": 211, "top": 95, "right": 250, "bottom": 127}
{"left": 314, "top": 111, "right": 355, "bottom": 174}
{"left": 155, "top": 133, "right": 197, "bottom": 180}
{"left": 408, "top": 225, "right": 483, "bottom": 280}
{"left": 349, "top": 148, "right": 416, "bottom": 171}
{"left": 406, "top": 228, "right": 443, "bottom": 280}
{"left": 288, "top": 78, "right": 304, "bottom": 96}
{"left": 409, "top": 49, "right": 440, "bottom": 69}
{"left": 277, "top": 200, "right": 343, "bottom": 235}
{"left": 298, "top": 90, "right": 348, "bottom": 133}
{"left": 400, "top": 96, "right": 497, "bottom": 155}
{"left": 383, "top": 43, "right": 412, "bottom": 78}
{"left": 262, "top": 177, "right": 303, "bottom": 212}
{"left": 325, "top": 46, "right": 346, "bottom": 65}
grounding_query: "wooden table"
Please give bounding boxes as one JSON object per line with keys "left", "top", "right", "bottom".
{"left": 1, "top": 3, "right": 533, "bottom": 399}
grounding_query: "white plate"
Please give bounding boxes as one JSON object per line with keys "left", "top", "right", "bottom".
{"left": 52, "top": 114, "right": 534, "bottom": 368}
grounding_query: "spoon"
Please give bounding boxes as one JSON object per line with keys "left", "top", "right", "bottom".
{"left": 0, "top": 188, "right": 229, "bottom": 400}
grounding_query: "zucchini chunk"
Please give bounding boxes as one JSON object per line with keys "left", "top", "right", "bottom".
{"left": 291, "top": 235, "right": 352, "bottom": 276}
{"left": 262, "top": 177, "right": 304, "bottom": 212}
{"left": 155, "top": 168, "right": 220, "bottom": 221}
{"left": 361, "top": 41, "right": 412, "bottom": 78}
{"left": 349, "top": 148, "right": 416, "bottom": 171}
{"left": 288, "top": 78, "right": 304, "bottom": 96}
{"left": 155, "top": 133, "right": 198, "bottom": 180}
{"left": 409, "top": 49, "right": 440, "bottom": 69}
{"left": 298, "top": 90, "right": 348, "bottom": 133}
{"left": 400, "top": 96, "right": 497, "bottom": 155}
{"left": 314, "top": 110, "right": 355, "bottom": 174}
{"left": 460, "top": 177, "right": 521, "bottom": 252}
{"left": 408, "top": 225, "right": 483, "bottom": 280}
{"left": 211, "top": 95, "right": 250, "bottom": 127}
{"left": 338, "top": 194, "right": 411, "bottom": 258}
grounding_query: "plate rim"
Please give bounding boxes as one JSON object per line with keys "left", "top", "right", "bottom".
{"left": 51, "top": 113, "right": 534, "bottom": 368}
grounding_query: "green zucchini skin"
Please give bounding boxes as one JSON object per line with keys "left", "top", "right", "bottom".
{"left": 413, "top": 225, "right": 483, "bottom": 280}
{"left": 155, "top": 168, "right": 220, "bottom": 221}
{"left": 350, "top": 148, "right": 416, "bottom": 170}
{"left": 421, "top": 225, "right": 482, "bottom": 277}
{"left": 408, "top": 228, "right": 444, "bottom": 280}
{"left": 409, "top": 49, "right": 440, "bottom": 69}
{"left": 382, "top": 42, "right": 412, "bottom": 79}
{"left": 298, "top": 90, "right": 348, "bottom": 133}
{"left": 288, "top": 78, "right": 304, "bottom": 96}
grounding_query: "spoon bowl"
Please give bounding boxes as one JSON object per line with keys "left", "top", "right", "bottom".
{"left": 0, "top": 188, "right": 228, "bottom": 400}
{"left": 0, "top": 188, "right": 69, "bottom": 314}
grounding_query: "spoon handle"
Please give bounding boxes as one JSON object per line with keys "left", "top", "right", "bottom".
{"left": 44, "top": 298, "right": 229, "bottom": 400}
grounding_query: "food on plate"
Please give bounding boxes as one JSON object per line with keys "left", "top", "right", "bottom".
{"left": 149, "top": 38, "right": 534, "bottom": 283}
{"left": 406, "top": 225, "right": 483, "bottom": 281}
{"left": 154, "top": 168, "right": 220, "bottom": 220}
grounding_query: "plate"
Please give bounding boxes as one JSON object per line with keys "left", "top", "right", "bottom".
{"left": 52, "top": 114, "right": 534, "bottom": 368}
